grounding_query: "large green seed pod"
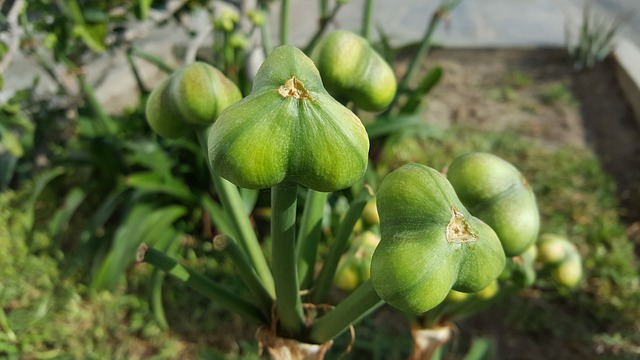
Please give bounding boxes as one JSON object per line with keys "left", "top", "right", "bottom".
{"left": 312, "top": 30, "right": 396, "bottom": 112}
{"left": 447, "top": 152, "right": 540, "bottom": 257}
{"left": 145, "top": 62, "right": 242, "bottom": 138}
{"left": 208, "top": 45, "right": 369, "bottom": 191}
{"left": 370, "top": 164, "right": 506, "bottom": 314}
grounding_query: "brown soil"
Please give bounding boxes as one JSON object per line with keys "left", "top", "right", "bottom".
{"left": 417, "top": 47, "right": 640, "bottom": 224}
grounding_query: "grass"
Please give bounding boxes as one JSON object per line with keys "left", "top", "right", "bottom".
{"left": 1, "top": 123, "right": 638, "bottom": 358}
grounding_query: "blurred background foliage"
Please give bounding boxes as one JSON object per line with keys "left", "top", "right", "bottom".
{"left": 1, "top": 0, "right": 639, "bottom": 358}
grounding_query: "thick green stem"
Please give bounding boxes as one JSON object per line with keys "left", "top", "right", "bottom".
{"left": 309, "top": 280, "right": 383, "bottom": 343}
{"left": 214, "top": 235, "right": 274, "bottom": 317}
{"left": 138, "top": 244, "right": 267, "bottom": 325}
{"left": 271, "top": 181, "right": 305, "bottom": 336}
{"left": 312, "top": 186, "right": 374, "bottom": 304}
{"left": 196, "top": 130, "right": 275, "bottom": 297}
{"left": 279, "top": 0, "right": 290, "bottom": 46}
{"left": 296, "top": 189, "right": 329, "bottom": 291}
{"left": 361, "top": 0, "right": 374, "bottom": 41}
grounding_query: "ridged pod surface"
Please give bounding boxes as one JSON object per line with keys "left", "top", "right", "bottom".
{"left": 208, "top": 45, "right": 369, "bottom": 191}
{"left": 371, "top": 164, "right": 505, "bottom": 314}
{"left": 145, "top": 62, "right": 242, "bottom": 138}
{"left": 447, "top": 152, "right": 540, "bottom": 257}
{"left": 312, "top": 30, "right": 396, "bottom": 112}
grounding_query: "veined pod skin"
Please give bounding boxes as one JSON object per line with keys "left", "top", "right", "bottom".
{"left": 208, "top": 45, "right": 369, "bottom": 191}
{"left": 170, "top": 62, "right": 243, "bottom": 126}
{"left": 146, "top": 77, "right": 192, "bottom": 139}
{"left": 370, "top": 164, "right": 506, "bottom": 314}
{"left": 447, "top": 152, "right": 540, "bottom": 257}
{"left": 312, "top": 30, "right": 396, "bottom": 112}
{"left": 145, "top": 62, "right": 242, "bottom": 138}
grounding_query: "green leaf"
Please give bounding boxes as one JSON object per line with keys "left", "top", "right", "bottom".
{"left": 463, "top": 337, "right": 494, "bottom": 360}
{"left": 400, "top": 65, "right": 443, "bottom": 114}
{"left": 125, "top": 171, "right": 193, "bottom": 201}
{"left": 138, "top": 0, "right": 154, "bottom": 19}
{"left": 125, "top": 141, "right": 175, "bottom": 177}
{"left": 91, "top": 204, "right": 186, "bottom": 291}
{"left": 364, "top": 113, "right": 426, "bottom": 139}
{"left": 0, "top": 130, "right": 24, "bottom": 157}
{"left": 200, "top": 194, "right": 234, "bottom": 236}
{"left": 48, "top": 186, "right": 88, "bottom": 238}
{"left": 72, "top": 24, "right": 106, "bottom": 52}
{"left": 0, "top": 152, "right": 18, "bottom": 190}
{"left": 239, "top": 188, "right": 259, "bottom": 214}
{"left": 24, "top": 167, "right": 66, "bottom": 230}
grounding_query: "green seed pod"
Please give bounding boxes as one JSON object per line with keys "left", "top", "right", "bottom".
{"left": 146, "top": 62, "right": 242, "bottom": 138}
{"left": 371, "top": 164, "right": 506, "bottom": 314}
{"left": 208, "top": 45, "right": 369, "bottom": 191}
{"left": 551, "top": 251, "right": 582, "bottom": 288}
{"left": 536, "top": 233, "right": 573, "bottom": 265}
{"left": 312, "top": 30, "right": 396, "bottom": 112}
{"left": 447, "top": 152, "right": 540, "bottom": 257}
{"left": 335, "top": 231, "right": 380, "bottom": 291}
{"left": 145, "top": 77, "right": 192, "bottom": 139}
{"left": 361, "top": 198, "right": 380, "bottom": 226}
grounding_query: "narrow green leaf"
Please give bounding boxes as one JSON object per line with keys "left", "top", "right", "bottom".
{"left": 138, "top": 0, "right": 153, "bottom": 19}
{"left": 365, "top": 114, "right": 425, "bottom": 139}
{"left": 24, "top": 167, "right": 65, "bottom": 230}
{"left": 239, "top": 188, "right": 259, "bottom": 214}
{"left": 125, "top": 171, "right": 194, "bottom": 201}
{"left": 200, "top": 195, "right": 235, "bottom": 236}
{"left": 48, "top": 186, "right": 88, "bottom": 237}
{"left": 401, "top": 65, "right": 443, "bottom": 114}
{"left": 463, "top": 337, "right": 494, "bottom": 360}
{"left": 0, "top": 153, "right": 17, "bottom": 190}
{"left": 72, "top": 24, "right": 106, "bottom": 52}
{"left": 91, "top": 204, "right": 186, "bottom": 291}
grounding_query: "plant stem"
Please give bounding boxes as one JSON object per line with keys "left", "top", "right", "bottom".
{"left": 77, "top": 74, "right": 114, "bottom": 134}
{"left": 319, "top": 0, "right": 329, "bottom": 18}
{"left": 128, "top": 46, "right": 175, "bottom": 74}
{"left": 312, "top": 186, "right": 374, "bottom": 304}
{"left": 296, "top": 189, "right": 329, "bottom": 291}
{"left": 138, "top": 244, "right": 267, "bottom": 325}
{"left": 385, "top": 1, "right": 460, "bottom": 115}
{"left": 361, "top": 0, "right": 374, "bottom": 41}
{"left": 259, "top": 1, "right": 273, "bottom": 55}
{"left": 196, "top": 130, "right": 275, "bottom": 297}
{"left": 214, "top": 235, "right": 274, "bottom": 317}
{"left": 309, "top": 280, "right": 383, "bottom": 343}
{"left": 279, "top": 0, "right": 290, "bottom": 46}
{"left": 303, "top": 3, "right": 343, "bottom": 54}
{"left": 271, "top": 181, "right": 305, "bottom": 336}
